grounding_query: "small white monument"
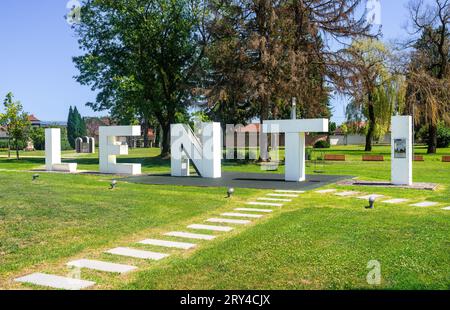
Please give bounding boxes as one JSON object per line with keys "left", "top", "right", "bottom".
{"left": 263, "top": 119, "right": 328, "bottom": 182}
{"left": 391, "top": 116, "right": 412, "bottom": 185}
{"left": 171, "top": 122, "right": 221, "bottom": 178}
{"left": 45, "top": 128, "right": 77, "bottom": 173}
{"left": 99, "top": 126, "right": 141, "bottom": 175}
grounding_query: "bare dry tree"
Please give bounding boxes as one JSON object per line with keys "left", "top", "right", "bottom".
{"left": 405, "top": 0, "right": 449, "bottom": 153}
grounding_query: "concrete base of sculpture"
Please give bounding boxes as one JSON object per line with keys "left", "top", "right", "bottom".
{"left": 52, "top": 163, "right": 78, "bottom": 173}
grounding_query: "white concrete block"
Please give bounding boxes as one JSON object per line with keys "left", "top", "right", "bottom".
{"left": 165, "top": 231, "right": 216, "bottom": 240}
{"left": 52, "top": 163, "right": 78, "bottom": 173}
{"left": 274, "top": 190, "right": 305, "bottom": 193}
{"left": 171, "top": 122, "right": 221, "bottom": 178}
{"left": 222, "top": 212, "right": 263, "bottom": 218}
{"left": 267, "top": 193, "right": 299, "bottom": 198}
{"left": 99, "top": 126, "right": 142, "bottom": 175}
{"left": 315, "top": 189, "right": 337, "bottom": 194}
{"left": 335, "top": 191, "right": 360, "bottom": 197}
{"left": 410, "top": 201, "right": 439, "bottom": 207}
{"left": 263, "top": 119, "right": 328, "bottom": 133}
{"left": 138, "top": 239, "right": 196, "bottom": 249}
{"left": 105, "top": 247, "right": 169, "bottom": 260}
{"left": 382, "top": 198, "right": 409, "bottom": 204}
{"left": 391, "top": 116, "right": 413, "bottom": 185}
{"left": 257, "top": 197, "right": 292, "bottom": 202}
{"left": 263, "top": 119, "right": 328, "bottom": 182}
{"left": 235, "top": 208, "right": 273, "bottom": 213}
{"left": 207, "top": 218, "right": 251, "bottom": 224}
{"left": 357, "top": 194, "right": 385, "bottom": 200}
{"left": 67, "top": 259, "right": 137, "bottom": 274}
{"left": 247, "top": 201, "right": 283, "bottom": 207}
{"left": 15, "top": 273, "right": 95, "bottom": 290}
{"left": 45, "top": 128, "right": 77, "bottom": 173}
{"left": 187, "top": 224, "right": 233, "bottom": 232}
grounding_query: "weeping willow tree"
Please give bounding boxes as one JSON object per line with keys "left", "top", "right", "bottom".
{"left": 340, "top": 39, "right": 402, "bottom": 151}
{"left": 346, "top": 74, "right": 406, "bottom": 141}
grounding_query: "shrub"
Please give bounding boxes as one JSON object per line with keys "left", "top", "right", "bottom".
{"left": 314, "top": 140, "right": 330, "bottom": 149}
{"left": 30, "top": 127, "right": 45, "bottom": 150}
{"left": 437, "top": 124, "right": 450, "bottom": 148}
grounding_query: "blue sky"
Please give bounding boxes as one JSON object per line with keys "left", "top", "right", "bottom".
{"left": 0, "top": 0, "right": 416, "bottom": 123}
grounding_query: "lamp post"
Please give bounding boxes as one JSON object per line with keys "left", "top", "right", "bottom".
{"left": 291, "top": 97, "right": 297, "bottom": 120}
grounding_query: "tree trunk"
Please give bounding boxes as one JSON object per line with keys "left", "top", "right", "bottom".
{"left": 365, "top": 95, "right": 375, "bottom": 152}
{"left": 7, "top": 137, "right": 11, "bottom": 158}
{"left": 160, "top": 122, "right": 171, "bottom": 159}
{"left": 427, "top": 123, "right": 437, "bottom": 154}
{"left": 15, "top": 141, "right": 19, "bottom": 160}
{"left": 142, "top": 118, "right": 150, "bottom": 148}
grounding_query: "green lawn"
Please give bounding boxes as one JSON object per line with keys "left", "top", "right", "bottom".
{"left": 0, "top": 145, "right": 449, "bottom": 289}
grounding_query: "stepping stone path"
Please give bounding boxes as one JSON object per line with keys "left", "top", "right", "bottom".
{"left": 315, "top": 189, "right": 337, "bottom": 194}
{"left": 442, "top": 206, "right": 450, "bottom": 210}
{"left": 14, "top": 187, "right": 304, "bottom": 290}
{"left": 138, "top": 239, "right": 196, "bottom": 250}
{"left": 274, "top": 190, "right": 305, "bottom": 194}
{"left": 267, "top": 193, "right": 299, "bottom": 198}
{"left": 165, "top": 231, "right": 216, "bottom": 240}
{"left": 106, "top": 247, "right": 169, "bottom": 260}
{"left": 187, "top": 224, "right": 233, "bottom": 232}
{"left": 382, "top": 198, "right": 409, "bottom": 204}
{"left": 257, "top": 197, "right": 292, "bottom": 202}
{"left": 335, "top": 191, "right": 360, "bottom": 197}
{"left": 15, "top": 273, "right": 95, "bottom": 290}
{"left": 410, "top": 201, "right": 439, "bottom": 207}
{"left": 235, "top": 208, "right": 273, "bottom": 213}
{"left": 207, "top": 218, "right": 251, "bottom": 225}
{"left": 222, "top": 212, "right": 263, "bottom": 218}
{"left": 67, "top": 259, "right": 137, "bottom": 274}
{"left": 357, "top": 194, "right": 385, "bottom": 200}
{"left": 247, "top": 201, "right": 283, "bottom": 207}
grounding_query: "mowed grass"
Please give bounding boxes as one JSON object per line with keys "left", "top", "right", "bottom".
{"left": 0, "top": 145, "right": 449, "bottom": 289}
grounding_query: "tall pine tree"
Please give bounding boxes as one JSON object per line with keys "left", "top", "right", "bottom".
{"left": 67, "top": 106, "right": 76, "bottom": 149}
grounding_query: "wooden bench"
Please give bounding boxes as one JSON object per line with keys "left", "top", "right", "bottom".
{"left": 362, "top": 155, "right": 384, "bottom": 162}
{"left": 324, "top": 154, "right": 346, "bottom": 161}
{"left": 443, "top": 156, "right": 450, "bottom": 162}
{"left": 414, "top": 155, "right": 424, "bottom": 161}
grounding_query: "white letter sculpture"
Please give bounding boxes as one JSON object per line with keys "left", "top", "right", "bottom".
{"left": 263, "top": 119, "right": 328, "bottom": 182}
{"left": 45, "top": 128, "right": 77, "bottom": 173}
{"left": 171, "top": 122, "right": 221, "bottom": 178}
{"left": 99, "top": 126, "right": 141, "bottom": 175}
{"left": 391, "top": 116, "right": 412, "bottom": 185}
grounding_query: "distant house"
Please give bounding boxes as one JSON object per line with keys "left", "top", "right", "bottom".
{"left": 28, "top": 114, "right": 41, "bottom": 127}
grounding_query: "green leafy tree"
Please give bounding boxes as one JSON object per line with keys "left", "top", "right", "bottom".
{"left": 0, "top": 93, "right": 31, "bottom": 159}
{"left": 73, "top": 0, "right": 208, "bottom": 157}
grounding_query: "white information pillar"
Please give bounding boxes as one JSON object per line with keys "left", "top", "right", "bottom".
{"left": 263, "top": 119, "right": 328, "bottom": 182}
{"left": 171, "top": 122, "right": 221, "bottom": 178}
{"left": 99, "top": 126, "right": 141, "bottom": 175}
{"left": 45, "top": 128, "right": 77, "bottom": 173}
{"left": 391, "top": 116, "right": 412, "bottom": 185}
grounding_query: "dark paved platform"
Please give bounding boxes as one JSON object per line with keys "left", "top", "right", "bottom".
{"left": 123, "top": 172, "right": 352, "bottom": 190}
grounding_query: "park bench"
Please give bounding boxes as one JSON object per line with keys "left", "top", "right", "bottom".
{"left": 324, "top": 154, "right": 346, "bottom": 161}
{"left": 443, "top": 156, "right": 450, "bottom": 162}
{"left": 362, "top": 155, "right": 384, "bottom": 162}
{"left": 414, "top": 155, "right": 424, "bottom": 161}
